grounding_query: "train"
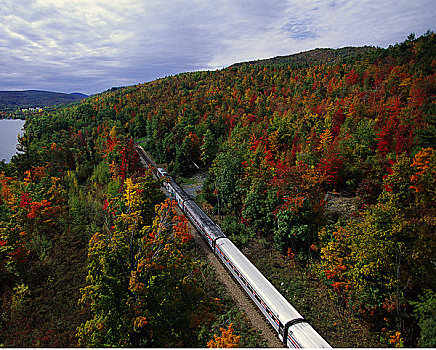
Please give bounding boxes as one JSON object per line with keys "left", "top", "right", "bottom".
{"left": 135, "top": 146, "right": 331, "bottom": 348}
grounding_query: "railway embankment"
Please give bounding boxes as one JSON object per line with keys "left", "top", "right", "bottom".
{"left": 137, "top": 145, "right": 382, "bottom": 347}
{"left": 137, "top": 145, "right": 277, "bottom": 346}
{"left": 180, "top": 174, "right": 383, "bottom": 347}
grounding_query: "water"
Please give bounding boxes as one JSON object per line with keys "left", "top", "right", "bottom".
{"left": 0, "top": 119, "right": 26, "bottom": 163}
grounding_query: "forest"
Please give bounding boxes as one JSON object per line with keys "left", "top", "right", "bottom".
{"left": 0, "top": 32, "right": 435, "bottom": 347}
{"left": 0, "top": 90, "right": 87, "bottom": 109}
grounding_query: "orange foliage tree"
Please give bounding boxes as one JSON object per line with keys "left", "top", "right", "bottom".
{"left": 207, "top": 323, "right": 241, "bottom": 348}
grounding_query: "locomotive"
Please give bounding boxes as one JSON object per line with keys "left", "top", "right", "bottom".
{"left": 136, "top": 146, "right": 330, "bottom": 348}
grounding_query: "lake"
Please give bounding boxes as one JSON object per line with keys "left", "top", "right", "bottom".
{"left": 0, "top": 119, "right": 26, "bottom": 163}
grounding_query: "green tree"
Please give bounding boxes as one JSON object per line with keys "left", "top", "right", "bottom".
{"left": 411, "top": 289, "right": 436, "bottom": 347}
{"left": 209, "top": 148, "right": 246, "bottom": 218}
{"left": 201, "top": 128, "right": 217, "bottom": 166}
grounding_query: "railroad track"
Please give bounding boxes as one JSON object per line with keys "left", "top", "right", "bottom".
{"left": 135, "top": 144, "right": 331, "bottom": 349}
{"left": 136, "top": 145, "right": 282, "bottom": 347}
{"left": 184, "top": 209, "right": 284, "bottom": 348}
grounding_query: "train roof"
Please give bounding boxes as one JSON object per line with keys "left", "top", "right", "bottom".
{"left": 287, "top": 322, "right": 331, "bottom": 348}
{"left": 169, "top": 178, "right": 191, "bottom": 201}
{"left": 157, "top": 167, "right": 169, "bottom": 175}
{"left": 185, "top": 200, "right": 226, "bottom": 238}
{"left": 216, "top": 238, "right": 303, "bottom": 323}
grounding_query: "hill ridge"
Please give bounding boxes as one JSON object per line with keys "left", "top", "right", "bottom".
{"left": 229, "top": 46, "right": 378, "bottom": 68}
{"left": 0, "top": 90, "right": 88, "bottom": 108}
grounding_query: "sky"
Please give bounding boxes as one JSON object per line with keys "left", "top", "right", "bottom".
{"left": 1, "top": 0, "right": 434, "bottom": 95}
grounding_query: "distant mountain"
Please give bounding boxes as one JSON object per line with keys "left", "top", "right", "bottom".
{"left": 70, "top": 92, "right": 89, "bottom": 98}
{"left": 0, "top": 90, "right": 88, "bottom": 108}
{"left": 230, "top": 46, "right": 378, "bottom": 69}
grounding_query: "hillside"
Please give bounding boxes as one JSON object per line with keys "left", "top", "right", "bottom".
{"left": 0, "top": 90, "right": 88, "bottom": 108}
{"left": 230, "top": 46, "right": 378, "bottom": 69}
{"left": 0, "top": 32, "right": 434, "bottom": 348}
{"left": 88, "top": 32, "right": 435, "bottom": 346}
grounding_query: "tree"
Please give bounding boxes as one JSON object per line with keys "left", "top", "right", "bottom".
{"left": 128, "top": 199, "right": 212, "bottom": 346}
{"left": 77, "top": 185, "right": 215, "bottom": 347}
{"left": 207, "top": 323, "right": 240, "bottom": 348}
{"left": 320, "top": 150, "right": 435, "bottom": 346}
{"left": 411, "top": 289, "right": 436, "bottom": 347}
{"left": 201, "top": 128, "right": 217, "bottom": 166}
{"left": 241, "top": 179, "right": 280, "bottom": 237}
{"left": 210, "top": 148, "right": 246, "bottom": 217}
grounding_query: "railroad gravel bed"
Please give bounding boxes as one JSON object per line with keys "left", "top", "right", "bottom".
{"left": 184, "top": 212, "right": 284, "bottom": 348}
{"left": 139, "top": 145, "right": 282, "bottom": 347}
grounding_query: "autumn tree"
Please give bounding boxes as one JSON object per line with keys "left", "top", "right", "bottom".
{"left": 207, "top": 323, "right": 240, "bottom": 348}
{"left": 77, "top": 177, "right": 216, "bottom": 347}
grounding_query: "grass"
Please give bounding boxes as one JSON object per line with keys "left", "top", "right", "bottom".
{"left": 177, "top": 176, "right": 198, "bottom": 186}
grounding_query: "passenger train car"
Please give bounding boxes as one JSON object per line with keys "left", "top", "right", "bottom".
{"left": 136, "top": 146, "right": 330, "bottom": 348}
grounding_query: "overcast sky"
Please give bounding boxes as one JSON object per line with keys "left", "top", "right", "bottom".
{"left": 1, "top": 0, "right": 434, "bottom": 95}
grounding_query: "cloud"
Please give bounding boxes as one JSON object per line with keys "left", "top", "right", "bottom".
{"left": 283, "top": 19, "right": 319, "bottom": 41}
{"left": 0, "top": 0, "right": 434, "bottom": 94}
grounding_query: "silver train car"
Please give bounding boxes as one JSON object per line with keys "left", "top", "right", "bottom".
{"left": 147, "top": 162, "right": 330, "bottom": 348}
{"left": 156, "top": 168, "right": 226, "bottom": 248}
{"left": 215, "top": 238, "right": 331, "bottom": 348}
